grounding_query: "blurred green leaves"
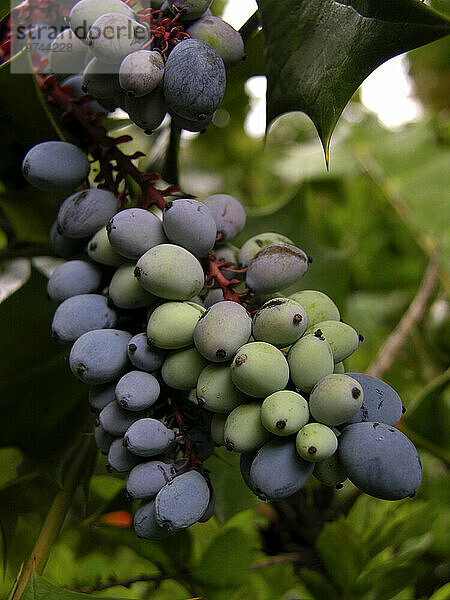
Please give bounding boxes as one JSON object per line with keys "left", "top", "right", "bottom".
{"left": 300, "top": 494, "right": 447, "bottom": 600}
{"left": 405, "top": 368, "right": 450, "bottom": 456}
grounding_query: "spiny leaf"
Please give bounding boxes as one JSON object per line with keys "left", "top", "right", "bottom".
{"left": 257, "top": 0, "right": 450, "bottom": 163}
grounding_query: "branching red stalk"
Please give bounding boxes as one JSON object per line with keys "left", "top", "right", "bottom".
{"left": 206, "top": 251, "right": 248, "bottom": 304}
{"left": 171, "top": 396, "right": 203, "bottom": 471}
{"left": 4, "top": 0, "right": 193, "bottom": 209}
{"left": 37, "top": 73, "right": 175, "bottom": 209}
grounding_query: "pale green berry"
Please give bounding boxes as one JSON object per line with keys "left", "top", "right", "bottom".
{"left": 287, "top": 333, "right": 334, "bottom": 393}
{"left": 224, "top": 403, "right": 271, "bottom": 452}
{"left": 197, "top": 364, "right": 246, "bottom": 413}
{"left": 147, "top": 301, "right": 205, "bottom": 349}
{"left": 211, "top": 413, "right": 227, "bottom": 446}
{"left": 306, "top": 320, "right": 360, "bottom": 363}
{"left": 309, "top": 374, "right": 364, "bottom": 426}
{"left": 296, "top": 423, "right": 338, "bottom": 462}
{"left": 109, "top": 264, "right": 157, "bottom": 309}
{"left": 230, "top": 341, "right": 289, "bottom": 398}
{"left": 288, "top": 290, "right": 340, "bottom": 327}
{"left": 88, "top": 227, "right": 127, "bottom": 267}
{"left": 261, "top": 390, "right": 309, "bottom": 436}
{"left": 252, "top": 298, "right": 307, "bottom": 347}
{"left": 161, "top": 347, "right": 208, "bottom": 390}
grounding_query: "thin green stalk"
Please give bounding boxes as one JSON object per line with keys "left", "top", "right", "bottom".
{"left": 11, "top": 436, "right": 96, "bottom": 600}
{"left": 239, "top": 11, "right": 260, "bottom": 41}
{"left": 161, "top": 121, "right": 181, "bottom": 186}
{"left": 399, "top": 423, "right": 450, "bottom": 467}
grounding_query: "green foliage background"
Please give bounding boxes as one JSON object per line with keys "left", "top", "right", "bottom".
{"left": 0, "top": 1, "right": 448, "bottom": 599}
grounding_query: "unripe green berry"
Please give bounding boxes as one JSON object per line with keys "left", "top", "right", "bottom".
{"left": 230, "top": 341, "right": 289, "bottom": 398}
{"left": 147, "top": 301, "right": 205, "bottom": 349}
{"left": 305, "top": 321, "right": 360, "bottom": 363}
{"left": 287, "top": 333, "right": 334, "bottom": 393}
{"left": 309, "top": 374, "right": 364, "bottom": 426}
{"left": 197, "top": 364, "right": 246, "bottom": 413}
{"left": 224, "top": 403, "right": 271, "bottom": 453}
{"left": 211, "top": 413, "right": 227, "bottom": 446}
{"left": 296, "top": 423, "right": 338, "bottom": 462}
{"left": 288, "top": 290, "right": 340, "bottom": 327}
{"left": 252, "top": 298, "right": 307, "bottom": 347}
{"left": 161, "top": 347, "right": 208, "bottom": 390}
{"left": 261, "top": 390, "right": 309, "bottom": 436}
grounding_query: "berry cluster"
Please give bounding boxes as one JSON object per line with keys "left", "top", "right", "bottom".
{"left": 13, "top": 0, "right": 244, "bottom": 133}
{"left": 22, "top": 139, "right": 424, "bottom": 540}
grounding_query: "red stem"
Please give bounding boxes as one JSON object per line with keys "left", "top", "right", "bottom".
{"left": 171, "top": 396, "right": 203, "bottom": 470}
{"left": 206, "top": 251, "right": 248, "bottom": 304}
{"left": 37, "top": 73, "right": 172, "bottom": 209}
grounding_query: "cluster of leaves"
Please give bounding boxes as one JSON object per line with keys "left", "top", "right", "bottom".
{"left": 0, "top": 0, "right": 448, "bottom": 599}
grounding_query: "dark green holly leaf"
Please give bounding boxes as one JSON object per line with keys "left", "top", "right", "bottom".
{"left": 95, "top": 526, "right": 193, "bottom": 575}
{"left": 205, "top": 449, "right": 258, "bottom": 524}
{"left": 316, "top": 520, "right": 367, "bottom": 589}
{"left": 193, "top": 527, "right": 253, "bottom": 591}
{"left": 299, "top": 567, "right": 339, "bottom": 600}
{"left": 19, "top": 570, "right": 124, "bottom": 600}
{"left": 0, "top": 268, "right": 87, "bottom": 459}
{"left": 256, "top": 0, "right": 450, "bottom": 161}
{"left": 0, "top": 52, "right": 64, "bottom": 188}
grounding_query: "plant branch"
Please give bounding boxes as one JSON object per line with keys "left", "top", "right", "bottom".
{"left": 37, "top": 74, "right": 172, "bottom": 209}
{"left": 367, "top": 251, "right": 440, "bottom": 378}
{"left": 11, "top": 436, "right": 96, "bottom": 600}
{"left": 72, "top": 572, "right": 184, "bottom": 594}
{"left": 72, "top": 553, "right": 304, "bottom": 594}
{"left": 205, "top": 250, "right": 248, "bottom": 304}
{"left": 251, "top": 553, "right": 302, "bottom": 570}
